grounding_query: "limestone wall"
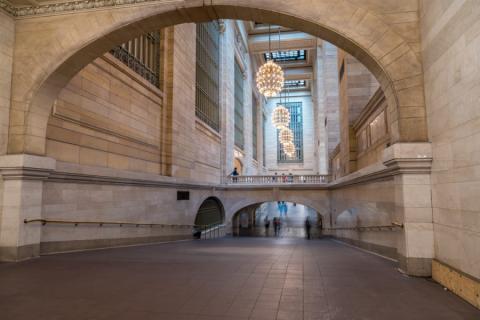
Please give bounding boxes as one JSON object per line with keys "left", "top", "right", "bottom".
{"left": 421, "top": 0, "right": 480, "bottom": 281}
{"left": 329, "top": 178, "right": 398, "bottom": 259}
{"left": 46, "top": 55, "right": 163, "bottom": 175}
{"left": 0, "top": 12, "right": 14, "bottom": 156}
{"left": 40, "top": 177, "right": 217, "bottom": 253}
{"left": 337, "top": 51, "right": 380, "bottom": 177}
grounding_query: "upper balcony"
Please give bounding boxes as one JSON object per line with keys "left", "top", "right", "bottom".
{"left": 226, "top": 174, "right": 329, "bottom": 185}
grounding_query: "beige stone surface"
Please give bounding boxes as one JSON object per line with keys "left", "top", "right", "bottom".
{"left": 46, "top": 54, "right": 163, "bottom": 175}
{"left": 0, "top": 12, "right": 14, "bottom": 156}
{"left": 5, "top": 0, "right": 426, "bottom": 157}
{"left": 420, "top": 0, "right": 480, "bottom": 280}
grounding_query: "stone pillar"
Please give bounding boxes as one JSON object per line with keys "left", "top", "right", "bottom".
{"left": 220, "top": 21, "right": 235, "bottom": 181}
{"left": 383, "top": 143, "right": 434, "bottom": 276}
{"left": 313, "top": 41, "right": 328, "bottom": 175}
{"left": 0, "top": 155, "right": 55, "bottom": 261}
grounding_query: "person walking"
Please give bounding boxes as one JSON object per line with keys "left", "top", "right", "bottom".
{"left": 264, "top": 216, "right": 270, "bottom": 236}
{"left": 273, "top": 217, "right": 279, "bottom": 236}
{"left": 305, "top": 217, "right": 312, "bottom": 240}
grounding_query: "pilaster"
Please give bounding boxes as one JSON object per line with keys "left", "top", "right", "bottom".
{"left": 0, "top": 155, "right": 55, "bottom": 261}
{"left": 383, "top": 143, "right": 434, "bottom": 276}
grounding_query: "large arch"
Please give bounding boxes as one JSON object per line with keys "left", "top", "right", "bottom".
{"left": 8, "top": 1, "right": 426, "bottom": 156}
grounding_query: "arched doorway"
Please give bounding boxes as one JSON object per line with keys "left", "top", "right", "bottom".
{"left": 233, "top": 158, "right": 243, "bottom": 175}
{"left": 232, "top": 202, "right": 323, "bottom": 238}
{"left": 194, "top": 197, "right": 225, "bottom": 227}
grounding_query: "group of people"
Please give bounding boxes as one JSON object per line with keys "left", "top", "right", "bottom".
{"left": 272, "top": 172, "right": 294, "bottom": 183}
{"left": 262, "top": 201, "right": 312, "bottom": 239}
{"left": 263, "top": 215, "right": 312, "bottom": 239}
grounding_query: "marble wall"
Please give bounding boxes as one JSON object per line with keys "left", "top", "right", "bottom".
{"left": 421, "top": 0, "right": 480, "bottom": 280}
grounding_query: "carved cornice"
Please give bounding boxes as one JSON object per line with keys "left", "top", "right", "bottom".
{"left": 0, "top": 1, "right": 15, "bottom": 16}
{"left": 1, "top": 0, "right": 179, "bottom": 18}
{"left": 0, "top": 167, "right": 53, "bottom": 180}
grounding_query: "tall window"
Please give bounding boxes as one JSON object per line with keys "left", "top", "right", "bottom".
{"left": 234, "top": 60, "right": 244, "bottom": 149}
{"left": 110, "top": 32, "right": 161, "bottom": 87}
{"left": 277, "top": 102, "right": 303, "bottom": 163}
{"left": 196, "top": 22, "right": 220, "bottom": 131}
{"left": 252, "top": 95, "right": 258, "bottom": 160}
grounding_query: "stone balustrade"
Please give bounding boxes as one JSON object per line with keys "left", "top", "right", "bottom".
{"left": 227, "top": 174, "right": 329, "bottom": 185}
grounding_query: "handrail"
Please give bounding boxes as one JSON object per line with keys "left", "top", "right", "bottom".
{"left": 326, "top": 223, "right": 404, "bottom": 231}
{"left": 24, "top": 218, "right": 194, "bottom": 229}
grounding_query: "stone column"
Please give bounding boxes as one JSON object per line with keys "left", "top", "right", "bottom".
{"left": 314, "top": 41, "right": 328, "bottom": 175}
{"left": 0, "top": 155, "right": 55, "bottom": 261}
{"left": 219, "top": 21, "right": 235, "bottom": 181}
{"left": 383, "top": 143, "right": 434, "bottom": 276}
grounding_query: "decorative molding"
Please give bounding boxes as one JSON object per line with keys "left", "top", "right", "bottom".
{"left": 0, "top": 0, "right": 15, "bottom": 16}
{"left": 1, "top": 0, "right": 179, "bottom": 18}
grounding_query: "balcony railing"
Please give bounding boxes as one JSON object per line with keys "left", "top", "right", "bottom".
{"left": 227, "top": 175, "right": 329, "bottom": 185}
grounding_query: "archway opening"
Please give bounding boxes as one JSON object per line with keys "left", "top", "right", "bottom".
{"left": 232, "top": 201, "right": 323, "bottom": 239}
{"left": 195, "top": 197, "right": 225, "bottom": 227}
{"left": 13, "top": 2, "right": 427, "bottom": 157}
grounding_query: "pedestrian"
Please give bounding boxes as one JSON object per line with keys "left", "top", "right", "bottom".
{"left": 273, "top": 172, "right": 278, "bottom": 182}
{"left": 305, "top": 217, "right": 312, "bottom": 239}
{"left": 231, "top": 167, "right": 239, "bottom": 183}
{"left": 283, "top": 202, "right": 288, "bottom": 216}
{"left": 264, "top": 216, "right": 270, "bottom": 236}
{"left": 273, "top": 217, "right": 280, "bottom": 236}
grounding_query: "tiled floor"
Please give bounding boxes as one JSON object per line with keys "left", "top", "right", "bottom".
{"left": 0, "top": 238, "right": 479, "bottom": 319}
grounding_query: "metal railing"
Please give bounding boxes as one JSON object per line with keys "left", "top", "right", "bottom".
{"left": 24, "top": 219, "right": 227, "bottom": 240}
{"left": 24, "top": 218, "right": 193, "bottom": 229}
{"left": 194, "top": 223, "right": 226, "bottom": 240}
{"left": 227, "top": 174, "right": 329, "bottom": 185}
{"left": 326, "top": 222, "right": 404, "bottom": 232}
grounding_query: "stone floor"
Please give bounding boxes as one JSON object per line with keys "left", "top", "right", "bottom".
{"left": 0, "top": 238, "right": 479, "bottom": 320}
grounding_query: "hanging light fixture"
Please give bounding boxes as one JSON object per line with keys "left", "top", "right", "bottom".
{"left": 272, "top": 104, "right": 290, "bottom": 129}
{"left": 256, "top": 25, "right": 284, "bottom": 97}
{"left": 279, "top": 127, "right": 293, "bottom": 145}
{"left": 283, "top": 141, "right": 296, "bottom": 157}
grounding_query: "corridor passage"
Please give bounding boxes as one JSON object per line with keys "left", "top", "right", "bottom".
{"left": 0, "top": 238, "right": 478, "bottom": 320}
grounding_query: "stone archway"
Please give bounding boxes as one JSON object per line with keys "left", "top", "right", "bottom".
{"left": 230, "top": 201, "right": 324, "bottom": 238}
{"left": 7, "top": 1, "right": 426, "bottom": 156}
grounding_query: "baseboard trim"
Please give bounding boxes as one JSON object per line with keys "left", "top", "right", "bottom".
{"left": 432, "top": 259, "right": 480, "bottom": 309}
{"left": 334, "top": 236, "right": 398, "bottom": 260}
{"left": 40, "top": 235, "right": 192, "bottom": 255}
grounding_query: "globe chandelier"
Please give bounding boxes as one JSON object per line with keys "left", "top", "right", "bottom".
{"left": 283, "top": 141, "right": 296, "bottom": 157}
{"left": 256, "top": 25, "right": 284, "bottom": 98}
{"left": 272, "top": 104, "right": 290, "bottom": 129}
{"left": 279, "top": 127, "right": 293, "bottom": 145}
